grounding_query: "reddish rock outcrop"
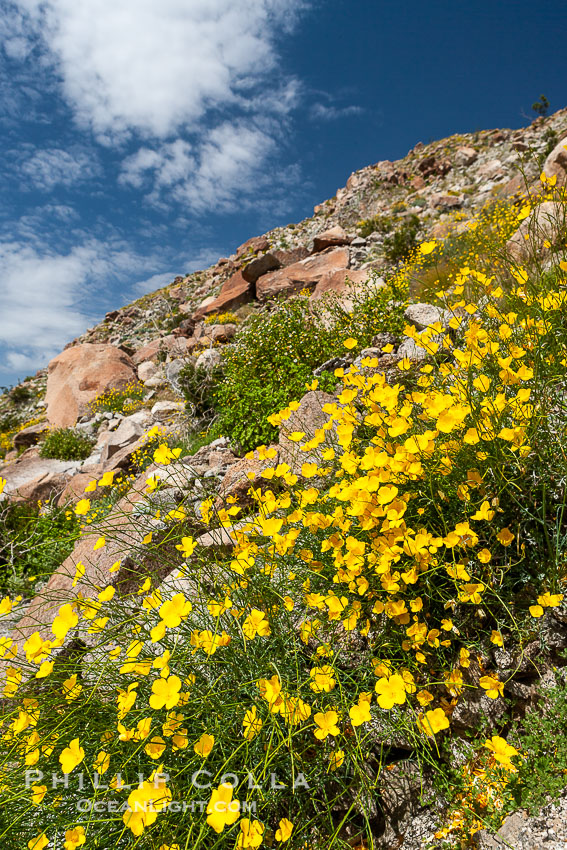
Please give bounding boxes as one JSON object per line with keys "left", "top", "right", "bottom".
{"left": 236, "top": 235, "right": 270, "bottom": 259}
{"left": 46, "top": 344, "right": 137, "bottom": 427}
{"left": 312, "top": 225, "right": 352, "bottom": 252}
{"left": 256, "top": 247, "right": 350, "bottom": 301}
{"left": 273, "top": 247, "right": 310, "bottom": 266}
{"left": 310, "top": 268, "right": 372, "bottom": 304}
{"left": 193, "top": 271, "right": 254, "bottom": 319}
{"left": 241, "top": 253, "right": 281, "bottom": 283}
{"left": 132, "top": 339, "right": 163, "bottom": 365}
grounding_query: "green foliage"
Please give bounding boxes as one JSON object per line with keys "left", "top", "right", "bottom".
{"left": 383, "top": 213, "right": 421, "bottom": 263}
{"left": 532, "top": 94, "right": 550, "bottom": 118}
{"left": 213, "top": 298, "right": 334, "bottom": 451}
{"left": 539, "top": 128, "right": 559, "bottom": 167}
{"left": 356, "top": 214, "right": 394, "bottom": 238}
{"left": 509, "top": 671, "right": 567, "bottom": 814}
{"left": 0, "top": 501, "right": 79, "bottom": 595}
{"left": 39, "top": 428, "right": 94, "bottom": 461}
{"left": 174, "top": 424, "right": 223, "bottom": 457}
{"left": 8, "top": 385, "right": 33, "bottom": 405}
{"left": 213, "top": 282, "right": 405, "bottom": 452}
{"left": 0, "top": 412, "right": 19, "bottom": 433}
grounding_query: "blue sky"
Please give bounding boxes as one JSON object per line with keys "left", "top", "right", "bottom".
{"left": 0, "top": 0, "right": 565, "bottom": 386}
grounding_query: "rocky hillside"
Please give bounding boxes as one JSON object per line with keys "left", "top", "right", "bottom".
{"left": 1, "top": 107, "right": 566, "bottom": 502}
{"left": 1, "top": 108, "right": 567, "bottom": 850}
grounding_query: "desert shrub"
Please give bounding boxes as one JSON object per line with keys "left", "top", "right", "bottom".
{"left": 204, "top": 311, "right": 239, "bottom": 325}
{"left": 509, "top": 670, "right": 567, "bottom": 814}
{"left": 8, "top": 385, "right": 33, "bottom": 405}
{"left": 383, "top": 213, "right": 421, "bottom": 263}
{"left": 39, "top": 428, "right": 94, "bottom": 461}
{"left": 213, "top": 297, "right": 337, "bottom": 450}
{"left": 400, "top": 199, "right": 522, "bottom": 302}
{"left": 213, "top": 280, "right": 405, "bottom": 452}
{"left": 0, "top": 500, "right": 79, "bottom": 595}
{"left": 89, "top": 381, "right": 145, "bottom": 415}
{"left": 177, "top": 359, "right": 224, "bottom": 421}
{"left": 356, "top": 214, "right": 394, "bottom": 237}
{"left": 538, "top": 127, "right": 558, "bottom": 167}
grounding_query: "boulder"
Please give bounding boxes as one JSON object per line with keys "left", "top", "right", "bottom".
{"left": 100, "top": 417, "right": 144, "bottom": 465}
{"left": 396, "top": 337, "right": 427, "bottom": 361}
{"left": 310, "top": 268, "right": 375, "bottom": 312}
{"left": 217, "top": 448, "right": 279, "bottom": 506}
{"left": 137, "top": 361, "right": 158, "bottom": 382}
{"left": 429, "top": 192, "right": 463, "bottom": 210}
{"left": 100, "top": 433, "right": 154, "bottom": 472}
{"left": 195, "top": 349, "right": 222, "bottom": 372}
{"left": 378, "top": 761, "right": 425, "bottom": 846}
{"left": 417, "top": 155, "right": 451, "bottom": 178}
{"left": 142, "top": 368, "right": 166, "bottom": 388}
{"left": 404, "top": 303, "right": 451, "bottom": 331}
{"left": 278, "top": 390, "right": 336, "bottom": 470}
{"left": 192, "top": 295, "right": 217, "bottom": 316}
{"left": 455, "top": 146, "right": 478, "bottom": 166}
{"left": 13, "top": 422, "right": 48, "bottom": 451}
{"left": 236, "top": 235, "right": 270, "bottom": 259}
{"left": 132, "top": 339, "right": 163, "bottom": 366}
{"left": 0, "top": 454, "right": 82, "bottom": 503}
{"left": 57, "top": 468, "right": 104, "bottom": 506}
{"left": 256, "top": 247, "right": 350, "bottom": 301}
{"left": 542, "top": 136, "right": 567, "bottom": 187}
{"left": 241, "top": 253, "right": 281, "bottom": 284}
{"left": 209, "top": 324, "right": 237, "bottom": 343}
{"left": 167, "top": 337, "right": 189, "bottom": 358}
{"left": 473, "top": 813, "right": 528, "bottom": 850}
{"left": 506, "top": 201, "right": 561, "bottom": 261}
{"left": 312, "top": 225, "right": 352, "bottom": 252}
{"left": 475, "top": 159, "right": 505, "bottom": 180}
{"left": 165, "top": 358, "right": 189, "bottom": 392}
{"left": 193, "top": 271, "right": 254, "bottom": 319}
{"left": 46, "top": 343, "right": 137, "bottom": 427}
{"left": 151, "top": 401, "right": 185, "bottom": 420}
{"left": 272, "top": 246, "right": 310, "bottom": 266}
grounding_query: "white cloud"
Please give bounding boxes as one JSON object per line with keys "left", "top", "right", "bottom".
{"left": 21, "top": 147, "right": 100, "bottom": 189}
{"left": 0, "top": 239, "right": 148, "bottom": 375}
{"left": 121, "top": 123, "right": 278, "bottom": 212}
{"left": 10, "top": 0, "right": 307, "bottom": 139}
{"left": 4, "top": 0, "right": 309, "bottom": 214}
{"left": 310, "top": 103, "right": 364, "bottom": 121}
{"left": 120, "top": 140, "right": 195, "bottom": 191}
